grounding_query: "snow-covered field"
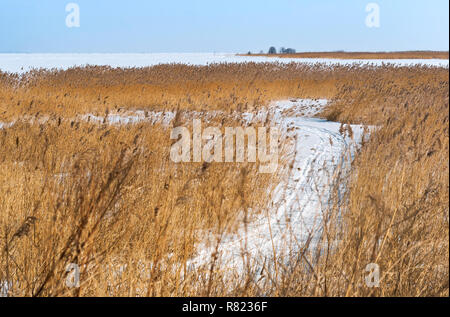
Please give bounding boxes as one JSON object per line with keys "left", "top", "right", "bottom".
{"left": 0, "top": 53, "right": 448, "bottom": 73}
{"left": 1, "top": 52, "right": 430, "bottom": 279}
{"left": 0, "top": 52, "right": 384, "bottom": 278}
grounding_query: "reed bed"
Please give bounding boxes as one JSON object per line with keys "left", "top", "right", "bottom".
{"left": 0, "top": 63, "right": 448, "bottom": 296}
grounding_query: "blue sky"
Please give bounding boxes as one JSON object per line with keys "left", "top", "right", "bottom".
{"left": 0, "top": 0, "right": 448, "bottom": 53}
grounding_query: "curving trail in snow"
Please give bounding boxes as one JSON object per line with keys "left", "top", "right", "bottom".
{"left": 188, "top": 99, "right": 366, "bottom": 277}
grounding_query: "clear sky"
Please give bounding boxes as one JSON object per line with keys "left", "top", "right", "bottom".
{"left": 0, "top": 0, "right": 448, "bottom": 53}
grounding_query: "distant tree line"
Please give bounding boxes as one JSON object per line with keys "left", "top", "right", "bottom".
{"left": 246, "top": 47, "right": 297, "bottom": 55}
{"left": 268, "top": 46, "right": 296, "bottom": 54}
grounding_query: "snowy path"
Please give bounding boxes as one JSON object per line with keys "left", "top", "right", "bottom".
{"left": 188, "top": 99, "right": 365, "bottom": 277}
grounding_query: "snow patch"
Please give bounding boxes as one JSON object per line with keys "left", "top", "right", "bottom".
{"left": 187, "top": 99, "right": 367, "bottom": 277}
{"left": 0, "top": 53, "right": 447, "bottom": 74}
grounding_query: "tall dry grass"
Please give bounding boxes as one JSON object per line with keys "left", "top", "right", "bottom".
{"left": 315, "top": 66, "right": 449, "bottom": 296}
{"left": 0, "top": 120, "right": 276, "bottom": 296}
{"left": 0, "top": 63, "right": 448, "bottom": 296}
{"left": 1, "top": 63, "right": 340, "bottom": 121}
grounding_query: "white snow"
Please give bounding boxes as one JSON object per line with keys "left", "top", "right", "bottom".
{"left": 0, "top": 53, "right": 447, "bottom": 73}
{"left": 80, "top": 110, "right": 176, "bottom": 126}
{"left": 187, "top": 99, "right": 366, "bottom": 278}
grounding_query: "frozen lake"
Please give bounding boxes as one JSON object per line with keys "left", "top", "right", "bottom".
{"left": 0, "top": 53, "right": 448, "bottom": 73}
